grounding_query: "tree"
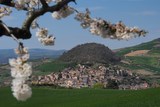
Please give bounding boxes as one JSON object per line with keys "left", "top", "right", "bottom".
{"left": 0, "top": 0, "right": 147, "bottom": 101}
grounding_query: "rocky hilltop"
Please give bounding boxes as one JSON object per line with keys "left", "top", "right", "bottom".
{"left": 59, "top": 43, "right": 120, "bottom": 65}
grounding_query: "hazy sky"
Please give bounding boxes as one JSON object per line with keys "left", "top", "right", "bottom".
{"left": 0, "top": 0, "right": 160, "bottom": 50}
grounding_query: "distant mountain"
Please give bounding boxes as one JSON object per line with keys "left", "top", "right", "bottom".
{"left": 0, "top": 49, "right": 66, "bottom": 64}
{"left": 59, "top": 43, "right": 120, "bottom": 65}
{"left": 116, "top": 38, "right": 160, "bottom": 56}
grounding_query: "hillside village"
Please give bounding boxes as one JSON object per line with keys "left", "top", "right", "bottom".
{"left": 31, "top": 40, "right": 160, "bottom": 90}
{"left": 1, "top": 39, "right": 160, "bottom": 89}
{"left": 32, "top": 64, "right": 149, "bottom": 90}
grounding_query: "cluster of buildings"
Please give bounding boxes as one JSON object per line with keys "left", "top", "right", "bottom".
{"left": 32, "top": 64, "right": 149, "bottom": 90}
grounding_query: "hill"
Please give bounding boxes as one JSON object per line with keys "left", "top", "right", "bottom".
{"left": 59, "top": 43, "right": 120, "bottom": 65}
{"left": 116, "top": 38, "right": 160, "bottom": 56}
{"left": 116, "top": 38, "right": 160, "bottom": 77}
{"left": 0, "top": 49, "right": 65, "bottom": 64}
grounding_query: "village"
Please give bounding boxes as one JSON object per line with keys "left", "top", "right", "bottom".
{"left": 32, "top": 64, "right": 149, "bottom": 90}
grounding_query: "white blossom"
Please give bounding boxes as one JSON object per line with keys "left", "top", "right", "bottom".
{"left": 0, "top": 7, "right": 12, "bottom": 18}
{"left": 52, "top": 12, "right": 61, "bottom": 20}
{"left": 15, "top": 4, "right": 25, "bottom": 10}
{"left": 38, "top": 35, "right": 55, "bottom": 46}
{"left": 22, "top": 54, "right": 30, "bottom": 62}
{"left": 29, "top": 0, "right": 39, "bottom": 7}
{"left": 9, "top": 54, "right": 29, "bottom": 66}
{"left": 46, "top": 0, "right": 53, "bottom": 3}
{"left": 31, "top": 19, "right": 39, "bottom": 29}
{"left": 16, "top": 0, "right": 26, "bottom": 5}
{"left": 75, "top": 9, "right": 92, "bottom": 29}
{"left": 15, "top": 0, "right": 39, "bottom": 10}
{"left": 53, "top": 0, "right": 63, "bottom": 3}
{"left": 36, "top": 27, "right": 56, "bottom": 46}
{"left": 9, "top": 59, "right": 18, "bottom": 67}
{"left": 52, "top": 6, "right": 74, "bottom": 19}
{"left": 75, "top": 9, "right": 147, "bottom": 40}
{"left": 89, "top": 19, "right": 111, "bottom": 38}
{"left": 15, "top": 0, "right": 27, "bottom": 9}
{"left": 12, "top": 78, "right": 32, "bottom": 101}
{"left": 9, "top": 46, "right": 32, "bottom": 101}
{"left": 36, "top": 28, "right": 48, "bottom": 38}
{"left": 9, "top": 57, "right": 22, "bottom": 67}
{"left": 14, "top": 47, "right": 28, "bottom": 55}
{"left": 11, "top": 63, "right": 32, "bottom": 78}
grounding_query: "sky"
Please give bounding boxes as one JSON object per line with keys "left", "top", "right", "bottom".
{"left": 0, "top": 0, "right": 160, "bottom": 50}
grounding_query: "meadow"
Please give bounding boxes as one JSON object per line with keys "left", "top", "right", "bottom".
{"left": 0, "top": 87, "right": 160, "bottom": 107}
{"left": 121, "top": 56, "right": 160, "bottom": 73}
{"left": 34, "top": 61, "right": 76, "bottom": 75}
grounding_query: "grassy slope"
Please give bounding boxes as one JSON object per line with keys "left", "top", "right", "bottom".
{"left": 0, "top": 87, "right": 160, "bottom": 107}
{"left": 116, "top": 39, "right": 159, "bottom": 56}
{"left": 122, "top": 56, "right": 160, "bottom": 72}
{"left": 116, "top": 38, "right": 160, "bottom": 73}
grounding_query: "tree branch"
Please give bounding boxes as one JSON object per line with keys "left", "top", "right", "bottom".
{"left": 0, "top": 0, "right": 76, "bottom": 39}
{"left": 39, "top": 0, "right": 49, "bottom": 8}
{"left": 0, "top": 23, "right": 31, "bottom": 39}
{"left": 0, "top": 0, "right": 13, "bottom": 6}
{"left": 22, "top": 0, "right": 76, "bottom": 30}
{"left": 0, "top": 0, "right": 28, "bottom": 11}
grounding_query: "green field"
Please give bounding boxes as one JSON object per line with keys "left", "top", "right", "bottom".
{"left": 121, "top": 56, "right": 160, "bottom": 73}
{"left": 34, "top": 61, "right": 76, "bottom": 75}
{"left": 116, "top": 39, "right": 158, "bottom": 56}
{"left": 0, "top": 87, "right": 160, "bottom": 107}
{"left": 115, "top": 38, "right": 160, "bottom": 73}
